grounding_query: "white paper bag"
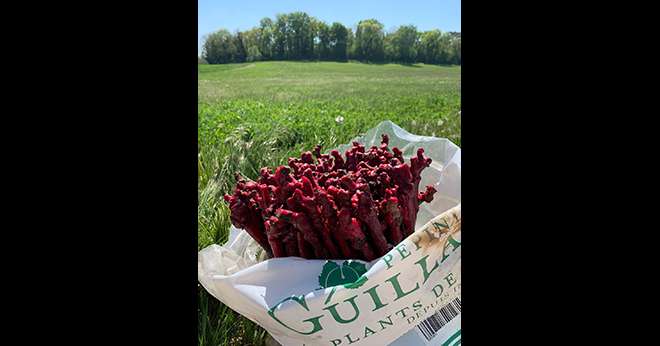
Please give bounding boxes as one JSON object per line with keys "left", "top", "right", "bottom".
{"left": 199, "top": 121, "right": 461, "bottom": 346}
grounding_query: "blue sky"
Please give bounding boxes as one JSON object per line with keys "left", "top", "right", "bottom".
{"left": 198, "top": 0, "right": 461, "bottom": 55}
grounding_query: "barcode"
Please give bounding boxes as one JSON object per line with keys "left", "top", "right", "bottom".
{"left": 417, "top": 297, "right": 462, "bottom": 341}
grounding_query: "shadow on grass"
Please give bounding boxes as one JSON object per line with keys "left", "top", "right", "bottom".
{"left": 351, "top": 61, "right": 461, "bottom": 68}
{"left": 280, "top": 60, "right": 425, "bottom": 68}
{"left": 202, "top": 60, "right": 461, "bottom": 68}
{"left": 362, "top": 61, "right": 423, "bottom": 68}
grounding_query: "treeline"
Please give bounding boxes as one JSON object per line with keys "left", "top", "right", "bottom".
{"left": 201, "top": 12, "right": 461, "bottom": 65}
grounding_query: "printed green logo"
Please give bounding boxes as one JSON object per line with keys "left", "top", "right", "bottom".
{"left": 318, "top": 260, "right": 368, "bottom": 289}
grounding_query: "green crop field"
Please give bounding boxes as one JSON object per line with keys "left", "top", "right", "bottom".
{"left": 198, "top": 61, "right": 461, "bottom": 346}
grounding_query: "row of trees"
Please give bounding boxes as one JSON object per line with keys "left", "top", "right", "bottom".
{"left": 201, "top": 12, "right": 460, "bottom": 65}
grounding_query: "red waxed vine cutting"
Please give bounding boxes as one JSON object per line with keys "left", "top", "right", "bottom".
{"left": 223, "top": 134, "right": 437, "bottom": 261}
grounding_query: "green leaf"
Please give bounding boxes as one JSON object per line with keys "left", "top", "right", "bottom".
{"left": 318, "top": 261, "right": 340, "bottom": 289}
{"left": 344, "top": 260, "right": 367, "bottom": 277}
{"left": 343, "top": 275, "right": 368, "bottom": 289}
{"left": 318, "top": 260, "right": 369, "bottom": 289}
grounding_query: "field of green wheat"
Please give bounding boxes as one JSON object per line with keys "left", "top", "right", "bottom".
{"left": 198, "top": 61, "right": 461, "bottom": 346}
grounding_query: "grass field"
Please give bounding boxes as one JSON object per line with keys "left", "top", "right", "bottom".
{"left": 198, "top": 61, "right": 461, "bottom": 345}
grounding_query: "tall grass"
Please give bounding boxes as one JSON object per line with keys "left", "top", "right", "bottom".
{"left": 198, "top": 61, "right": 461, "bottom": 346}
